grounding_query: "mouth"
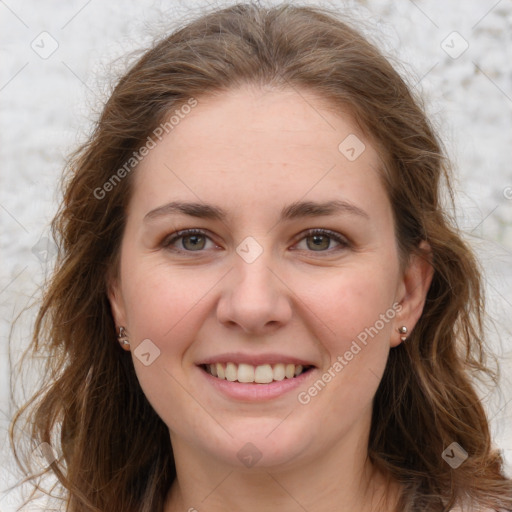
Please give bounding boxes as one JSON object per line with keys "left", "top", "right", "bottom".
{"left": 201, "top": 362, "right": 314, "bottom": 384}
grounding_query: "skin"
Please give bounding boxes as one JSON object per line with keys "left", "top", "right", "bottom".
{"left": 108, "top": 84, "right": 433, "bottom": 512}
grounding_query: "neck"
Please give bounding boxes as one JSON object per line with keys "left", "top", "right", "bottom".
{"left": 163, "top": 424, "right": 400, "bottom": 512}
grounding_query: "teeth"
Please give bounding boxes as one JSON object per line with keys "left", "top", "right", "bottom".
{"left": 254, "top": 364, "right": 273, "bottom": 383}
{"left": 225, "top": 362, "right": 237, "bottom": 382}
{"left": 273, "top": 363, "right": 285, "bottom": 381}
{"left": 285, "top": 363, "right": 295, "bottom": 379}
{"left": 216, "top": 363, "right": 225, "bottom": 379}
{"left": 204, "top": 362, "right": 309, "bottom": 383}
{"left": 237, "top": 363, "right": 254, "bottom": 383}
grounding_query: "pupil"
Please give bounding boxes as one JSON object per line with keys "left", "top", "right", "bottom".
{"left": 182, "top": 234, "right": 330, "bottom": 251}
{"left": 309, "top": 235, "right": 328, "bottom": 250}
{"left": 185, "top": 235, "right": 204, "bottom": 250}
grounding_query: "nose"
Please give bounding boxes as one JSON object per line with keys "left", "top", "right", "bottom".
{"left": 216, "top": 252, "right": 293, "bottom": 336}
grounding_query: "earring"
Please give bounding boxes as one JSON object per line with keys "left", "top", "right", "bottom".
{"left": 398, "top": 326, "right": 408, "bottom": 342}
{"left": 118, "top": 326, "right": 130, "bottom": 347}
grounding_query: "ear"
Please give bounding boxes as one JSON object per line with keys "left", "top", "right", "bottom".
{"left": 392, "top": 241, "right": 434, "bottom": 347}
{"left": 107, "top": 275, "right": 127, "bottom": 331}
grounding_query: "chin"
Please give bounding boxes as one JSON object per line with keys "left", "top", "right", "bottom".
{"left": 205, "top": 418, "right": 317, "bottom": 470}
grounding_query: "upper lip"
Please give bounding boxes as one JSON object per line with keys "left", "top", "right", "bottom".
{"left": 197, "top": 352, "right": 317, "bottom": 367}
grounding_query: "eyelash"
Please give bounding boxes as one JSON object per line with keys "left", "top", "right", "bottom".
{"left": 161, "top": 228, "right": 350, "bottom": 255}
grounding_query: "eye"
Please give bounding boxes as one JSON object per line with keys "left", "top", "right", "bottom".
{"left": 294, "top": 228, "right": 350, "bottom": 253}
{"left": 161, "top": 228, "right": 350, "bottom": 255}
{"left": 161, "top": 229, "right": 217, "bottom": 252}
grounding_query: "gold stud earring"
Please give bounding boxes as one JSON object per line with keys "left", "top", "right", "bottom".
{"left": 398, "top": 326, "right": 408, "bottom": 342}
{"left": 118, "top": 326, "right": 130, "bottom": 347}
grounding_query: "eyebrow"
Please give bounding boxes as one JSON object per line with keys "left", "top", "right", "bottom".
{"left": 144, "top": 199, "right": 369, "bottom": 223}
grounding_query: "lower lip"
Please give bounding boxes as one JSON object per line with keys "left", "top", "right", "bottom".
{"left": 198, "top": 366, "right": 315, "bottom": 401}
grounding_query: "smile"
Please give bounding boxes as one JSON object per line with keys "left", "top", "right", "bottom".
{"left": 202, "top": 362, "right": 313, "bottom": 384}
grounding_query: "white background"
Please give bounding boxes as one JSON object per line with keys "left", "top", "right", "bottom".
{"left": 1, "top": 1, "right": 511, "bottom": 510}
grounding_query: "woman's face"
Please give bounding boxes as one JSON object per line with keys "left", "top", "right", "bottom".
{"left": 109, "top": 85, "right": 429, "bottom": 471}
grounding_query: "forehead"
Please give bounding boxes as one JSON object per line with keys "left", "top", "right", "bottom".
{"left": 131, "top": 85, "right": 390, "bottom": 224}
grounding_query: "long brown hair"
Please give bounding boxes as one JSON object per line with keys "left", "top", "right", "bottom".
{"left": 9, "top": 3, "right": 512, "bottom": 511}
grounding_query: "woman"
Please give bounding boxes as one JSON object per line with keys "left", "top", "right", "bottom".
{"left": 10, "top": 2, "right": 512, "bottom": 511}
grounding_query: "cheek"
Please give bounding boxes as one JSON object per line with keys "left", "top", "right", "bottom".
{"left": 119, "top": 258, "right": 214, "bottom": 429}
{"left": 297, "top": 262, "right": 397, "bottom": 400}
{"left": 300, "top": 260, "right": 398, "bottom": 349}
{"left": 303, "top": 266, "right": 397, "bottom": 410}
{"left": 120, "top": 256, "right": 213, "bottom": 342}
